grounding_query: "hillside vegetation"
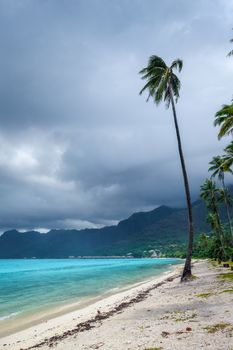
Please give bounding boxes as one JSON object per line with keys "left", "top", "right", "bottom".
{"left": 0, "top": 199, "right": 230, "bottom": 258}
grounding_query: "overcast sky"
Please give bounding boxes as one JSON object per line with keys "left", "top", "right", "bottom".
{"left": 0, "top": 0, "right": 232, "bottom": 232}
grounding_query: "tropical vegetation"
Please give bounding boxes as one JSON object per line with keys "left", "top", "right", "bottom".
{"left": 195, "top": 30, "right": 233, "bottom": 263}
{"left": 208, "top": 156, "right": 233, "bottom": 238}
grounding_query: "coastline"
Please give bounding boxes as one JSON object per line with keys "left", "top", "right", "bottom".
{"left": 0, "top": 263, "right": 182, "bottom": 349}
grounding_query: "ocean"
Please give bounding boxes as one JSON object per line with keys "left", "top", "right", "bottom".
{"left": 0, "top": 258, "right": 182, "bottom": 334}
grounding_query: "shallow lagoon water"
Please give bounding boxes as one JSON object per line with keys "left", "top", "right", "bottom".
{"left": 0, "top": 258, "right": 181, "bottom": 324}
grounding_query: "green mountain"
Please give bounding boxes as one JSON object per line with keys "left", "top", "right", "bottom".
{"left": 0, "top": 199, "right": 229, "bottom": 258}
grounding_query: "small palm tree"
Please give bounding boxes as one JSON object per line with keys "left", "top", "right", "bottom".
{"left": 209, "top": 156, "right": 233, "bottom": 238}
{"left": 200, "top": 179, "right": 225, "bottom": 254}
{"left": 139, "top": 55, "right": 194, "bottom": 281}
{"left": 214, "top": 103, "right": 233, "bottom": 139}
{"left": 200, "top": 180, "right": 217, "bottom": 207}
{"left": 200, "top": 180, "right": 221, "bottom": 233}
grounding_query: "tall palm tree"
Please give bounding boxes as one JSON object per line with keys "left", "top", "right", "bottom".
{"left": 214, "top": 103, "right": 233, "bottom": 139}
{"left": 209, "top": 156, "right": 233, "bottom": 238}
{"left": 139, "top": 55, "right": 194, "bottom": 281}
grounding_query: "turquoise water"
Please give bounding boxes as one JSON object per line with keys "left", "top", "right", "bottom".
{"left": 0, "top": 258, "right": 181, "bottom": 324}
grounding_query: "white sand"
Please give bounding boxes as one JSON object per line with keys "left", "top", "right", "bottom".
{"left": 0, "top": 261, "right": 233, "bottom": 350}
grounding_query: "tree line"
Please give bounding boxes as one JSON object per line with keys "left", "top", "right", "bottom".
{"left": 198, "top": 48, "right": 233, "bottom": 262}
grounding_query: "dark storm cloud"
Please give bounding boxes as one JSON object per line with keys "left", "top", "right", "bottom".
{"left": 0, "top": 0, "right": 232, "bottom": 231}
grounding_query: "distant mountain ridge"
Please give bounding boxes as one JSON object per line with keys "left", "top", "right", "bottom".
{"left": 0, "top": 199, "right": 230, "bottom": 258}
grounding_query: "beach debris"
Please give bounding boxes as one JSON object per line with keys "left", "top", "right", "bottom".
{"left": 90, "top": 342, "right": 104, "bottom": 349}
{"left": 160, "top": 309, "right": 197, "bottom": 322}
{"left": 22, "top": 274, "right": 179, "bottom": 350}
{"left": 161, "top": 328, "right": 193, "bottom": 338}
{"left": 161, "top": 331, "right": 170, "bottom": 337}
{"left": 223, "top": 264, "right": 230, "bottom": 268}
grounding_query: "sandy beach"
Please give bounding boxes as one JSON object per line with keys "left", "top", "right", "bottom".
{"left": 0, "top": 260, "right": 232, "bottom": 350}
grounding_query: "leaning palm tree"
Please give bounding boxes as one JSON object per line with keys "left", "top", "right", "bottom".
{"left": 214, "top": 103, "right": 233, "bottom": 139}
{"left": 139, "top": 55, "right": 194, "bottom": 281}
{"left": 209, "top": 156, "right": 233, "bottom": 238}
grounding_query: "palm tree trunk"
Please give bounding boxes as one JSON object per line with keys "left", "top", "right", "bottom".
{"left": 222, "top": 177, "right": 233, "bottom": 240}
{"left": 169, "top": 85, "right": 194, "bottom": 281}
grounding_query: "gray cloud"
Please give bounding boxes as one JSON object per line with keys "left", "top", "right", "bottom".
{"left": 0, "top": 0, "right": 232, "bottom": 231}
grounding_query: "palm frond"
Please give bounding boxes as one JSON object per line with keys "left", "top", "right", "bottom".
{"left": 214, "top": 103, "right": 233, "bottom": 139}
{"left": 139, "top": 67, "right": 165, "bottom": 80}
{"left": 215, "top": 104, "right": 233, "bottom": 118}
{"left": 208, "top": 156, "right": 226, "bottom": 181}
{"left": 170, "top": 59, "right": 183, "bottom": 72}
{"left": 141, "top": 76, "right": 164, "bottom": 103}
{"left": 148, "top": 55, "right": 167, "bottom": 69}
{"left": 224, "top": 141, "right": 233, "bottom": 155}
{"left": 218, "top": 117, "right": 233, "bottom": 139}
{"left": 139, "top": 75, "right": 162, "bottom": 96}
{"left": 170, "top": 74, "right": 180, "bottom": 102}
{"left": 209, "top": 168, "right": 221, "bottom": 178}
{"left": 154, "top": 72, "right": 169, "bottom": 105}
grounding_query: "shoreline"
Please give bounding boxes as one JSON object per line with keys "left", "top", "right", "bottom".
{"left": 0, "top": 263, "right": 183, "bottom": 349}
{"left": 0, "top": 261, "right": 182, "bottom": 338}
